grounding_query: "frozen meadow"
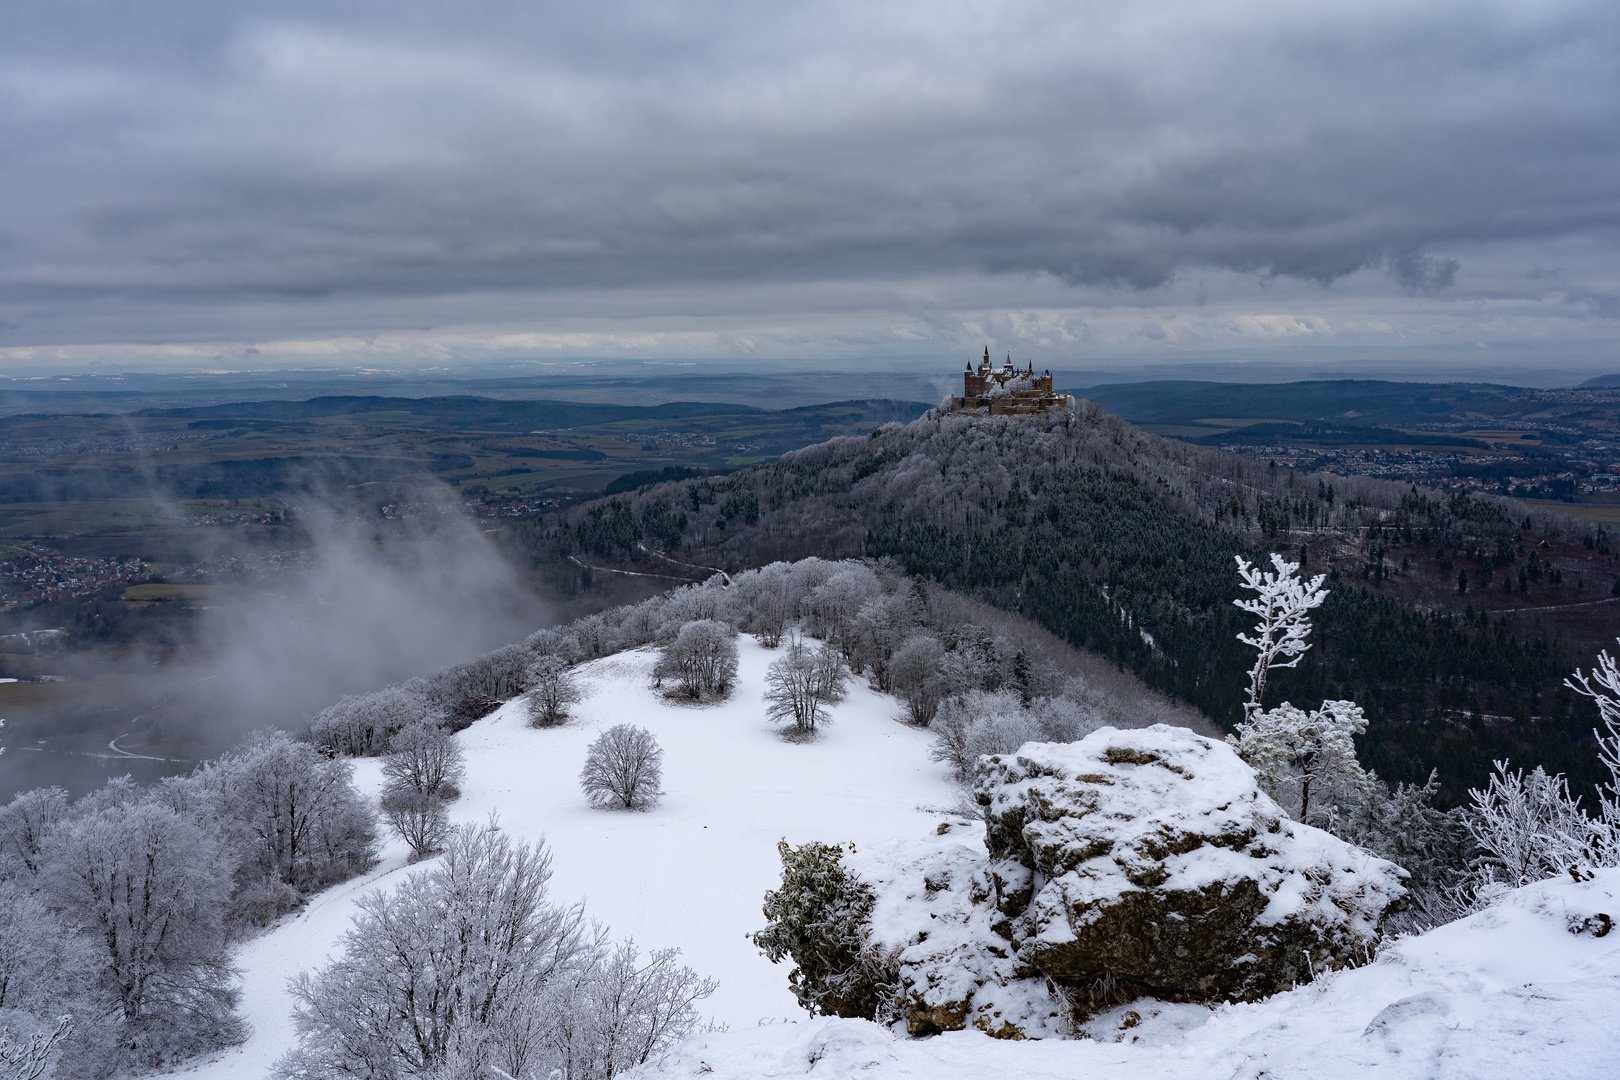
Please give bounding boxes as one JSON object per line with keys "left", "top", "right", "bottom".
{"left": 164, "top": 636, "right": 1620, "bottom": 1080}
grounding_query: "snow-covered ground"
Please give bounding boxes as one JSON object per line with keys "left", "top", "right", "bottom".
{"left": 170, "top": 635, "right": 1620, "bottom": 1080}
{"left": 173, "top": 638, "right": 956, "bottom": 1078}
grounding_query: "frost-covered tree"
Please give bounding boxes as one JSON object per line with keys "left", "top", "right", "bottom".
{"left": 0, "top": 788, "right": 69, "bottom": 879}
{"left": 307, "top": 685, "right": 442, "bottom": 757}
{"left": 1227, "top": 554, "right": 1373, "bottom": 823}
{"left": 1568, "top": 640, "right": 1620, "bottom": 823}
{"left": 383, "top": 723, "right": 465, "bottom": 801}
{"left": 580, "top": 726, "right": 664, "bottom": 811}
{"left": 204, "top": 730, "right": 377, "bottom": 906}
{"left": 381, "top": 790, "right": 451, "bottom": 863}
{"left": 853, "top": 593, "right": 912, "bottom": 691}
{"left": 888, "top": 635, "right": 944, "bottom": 725}
{"left": 0, "top": 881, "right": 101, "bottom": 1077}
{"left": 526, "top": 655, "right": 582, "bottom": 727}
{"left": 279, "top": 825, "right": 591, "bottom": 1080}
{"left": 653, "top": 619, "right": 739, "bottom": 701}
{"left": 42, "top": 800, "right": 242, "bottom": 1066}
{"left": 1233, "top": 553, "right": 1328, "bottom": 722}
{"left": 804, "top": 565, "right": 882, "bottom": 660}
{"left": 764, "top": 640, "right": 848, "bottom": 734}
{"left": 1228, "top": 700, "right": 1373, "bottom": 823}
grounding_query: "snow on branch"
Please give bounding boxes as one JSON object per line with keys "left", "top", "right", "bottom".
{"left": 1234, "top": 553, "right": 1328, "bottom": 722}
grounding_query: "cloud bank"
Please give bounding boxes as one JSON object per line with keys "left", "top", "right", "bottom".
{"left": 2, "top": 0, "right": 1617, "bottom": 372}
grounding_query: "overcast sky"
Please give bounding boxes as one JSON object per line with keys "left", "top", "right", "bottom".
{"left": 1, "top": 0, "right": 1617, "bottom": 380}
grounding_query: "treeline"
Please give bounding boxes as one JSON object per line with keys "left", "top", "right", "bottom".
{"left": 510, "top": 403, "right": 1603, "bottom": 805}
{"left": 0, "top": 455, "right": 427, "bottom": 503}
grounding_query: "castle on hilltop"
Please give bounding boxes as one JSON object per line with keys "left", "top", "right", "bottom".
{"left": 949, "top": 347, "right": 1073, "bottom": 415}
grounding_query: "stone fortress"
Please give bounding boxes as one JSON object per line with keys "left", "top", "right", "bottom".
{"left": 949, "top": 347, "right": 1073, "bottom": 415}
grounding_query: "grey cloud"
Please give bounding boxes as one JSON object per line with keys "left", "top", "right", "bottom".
{"left": 0, "top": 0, "right": 1617, "bottom": 348}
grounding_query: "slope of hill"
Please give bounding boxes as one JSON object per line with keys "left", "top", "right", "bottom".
{"left": 513, "top": 405, "right": 1614, "bottom": 805}
{"left": 177, "top": 638, "right": 961, "bottom": 1079}
{"left": 161, "top": 631, "right": 1620, "bottom": 1080}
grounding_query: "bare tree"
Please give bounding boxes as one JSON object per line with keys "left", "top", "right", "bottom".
{"left": 764, "top": 640, "right": 848, "bottom": 734}
{"left": 580, "top": 727, "right": 664, "bottom": 811}
{"left": 653, "top": 620, "right": 739, "bottom": 701}
{"left": 526, "top": 655, "right": 582, "bottom": 727}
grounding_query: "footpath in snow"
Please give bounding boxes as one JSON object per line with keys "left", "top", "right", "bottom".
{"left": 175, "top": 638, "right": 955, "bottom": 1079}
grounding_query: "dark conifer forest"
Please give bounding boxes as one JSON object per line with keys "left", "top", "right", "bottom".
{"left": 510, "top": 403, "right": 1615, "bottom": 806}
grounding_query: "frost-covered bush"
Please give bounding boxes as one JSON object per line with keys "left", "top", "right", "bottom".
{"left": 307, "top": 684, "right": 441, "bottom": 757}
{"left": 752, "top": 840, "right": 897, "bottom": 1020}
{"left": 764, "top": 640, "right": 847, "bottom": 734}
{"left": 580, "top": 725, "right": 664, "bottom": 811}
{"left": 526, "top": 655, "right": 582, "bottom": 727}
{"left": 0, "top": 1015, "right": 73, "bottom": 1080}
{"left": 654, "top": 619, "right": 739, "bottom": 701}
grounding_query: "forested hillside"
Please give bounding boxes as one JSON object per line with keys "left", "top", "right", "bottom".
{"left": 510, "top": 402, "right": 1616, "bottom": 805}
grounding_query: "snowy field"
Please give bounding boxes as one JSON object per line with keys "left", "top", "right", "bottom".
{"left": 166, "top": 635, "right": 1620, "bottom": 1080}
{"left": 172, "top": 638, "right": 956, "bottom": 1078}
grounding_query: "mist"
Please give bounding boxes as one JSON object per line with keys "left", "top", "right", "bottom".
{"left": 0, "top": 482, "right": 554, "bottom": 801}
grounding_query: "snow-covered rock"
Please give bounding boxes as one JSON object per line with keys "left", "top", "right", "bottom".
{"left": 975, "top": 724, "right": 1406, "bottom": 1003}
{"left": 632, "top": 866, "right": 1620, "bottom": 1080}
{"left": 853, "top": 821, "right": 1067, "bottom": 1039}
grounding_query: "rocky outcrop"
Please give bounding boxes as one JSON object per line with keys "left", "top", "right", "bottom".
{"left": 975, "top": 724, "right": 1407, "bottom": 1004}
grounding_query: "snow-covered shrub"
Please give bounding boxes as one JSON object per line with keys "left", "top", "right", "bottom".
{"left": 42, "top": 799, "right": 243, "bottom": 1067}
{"left": 546, "top": 941, "right": 718, "bottom": 1080}
{"left": 383, "top": 722, "right": 465, "bottom": 801}
{"left": 889, "top": 635, "right": 945, "bottom": 724}
{"left": 752, "top": 840, "right": 898, "bottom": 1020}
{"left": 1466, "top": 760, "right": 1611, "bottom": 889}
{"left": 764, "top": 639, "right": 847, "bottom": 734}
{"left": 580, "top": 725, "right": 664, "bottom": 811}
{"left": 307, "top": 684, "right": 441, "bottom": 757}
{"left": 1228, "top": 699, "right": 1373, "bottom": 823}
{"left": 654, "top": 619, "right": 739, "bottom": 701}
{"left": 526, "top": 654, "right": 581, "bottom": 727}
